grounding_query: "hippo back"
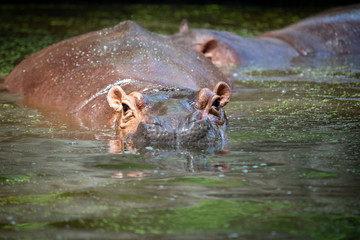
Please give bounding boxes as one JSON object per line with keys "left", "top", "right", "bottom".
{"left": 259, "top": 4, "right": 360, "bottom": 55}
{"left": 5, "top": 21, "right": 228, "bottom": 127}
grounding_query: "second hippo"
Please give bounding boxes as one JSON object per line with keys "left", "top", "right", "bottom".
{"left": 171, "top": 4, "right": 360, "bottom": 74}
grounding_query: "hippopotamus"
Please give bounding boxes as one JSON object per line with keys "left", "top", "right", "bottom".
{"left": 170, "top": 4, "right": 360, "bottom": 74}
{"left": 5, "top": 21, "right": 231, "bottom": 147}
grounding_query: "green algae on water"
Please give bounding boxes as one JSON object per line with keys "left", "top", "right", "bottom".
{"left": 3, "top": 199, "right": 358, "bottom": 239}
{"left": 0, "top": 175, "right": 31, "bottom": 185}
{"left": 299, "top": 171, "right": 339, "bottom": 179}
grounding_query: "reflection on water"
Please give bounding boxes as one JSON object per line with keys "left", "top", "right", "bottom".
{"left": 1, "top": 4, "right": 360, "bottom": 240}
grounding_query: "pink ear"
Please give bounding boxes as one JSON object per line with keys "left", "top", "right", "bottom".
{"left": 107, "top": 86, "right": 127, "bottom": 111}
{"left": 196, "top": 88, "right": 213, "bottom": 110}
{"left": 179, "top": 19, "right": 189, "bottom": 33}
{"left": 129, "top": 91, "right": 146, "bottom": 111}
{"left": 213, "top": 82, "right": 231, "bottom": 106}
{"left": 200, "top": 38, "right": 219, "bottom": 61}
{"left": 201, "top": 38, "right": 218, "bottom": 53}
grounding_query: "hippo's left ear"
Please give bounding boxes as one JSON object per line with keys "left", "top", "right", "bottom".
{"left": 179, "top": 19, "right": 189, "bottom": 33}
{"left": 213, "top": 81, "right": 231, "bottom": 107}
{"left": 107, "top": 86, "right": 127, "bottom": 112}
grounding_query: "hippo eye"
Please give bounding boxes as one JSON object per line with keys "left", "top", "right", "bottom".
{"left": 122, "top": 103, "right": 130, "bottom": 113}
{"left": 212, "top": 98, "right": 220, "bottom": 108}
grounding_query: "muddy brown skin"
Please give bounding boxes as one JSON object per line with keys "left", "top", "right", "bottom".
{"left": 5, "top": 21, "right": 231, "bottom": 144}
{"left": 170, "top": 4, "right": 360, "bottom": 70}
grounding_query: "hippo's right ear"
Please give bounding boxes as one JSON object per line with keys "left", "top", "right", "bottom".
{"left": 107, "top": 86, "right": 127, "bottom": 112}
{"left": 213, "top": 81, "right": 231, "bottom": 107}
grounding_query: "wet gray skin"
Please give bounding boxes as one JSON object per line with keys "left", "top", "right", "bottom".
{"left": 127, "top": 89, "right": 228, "bottom": 150}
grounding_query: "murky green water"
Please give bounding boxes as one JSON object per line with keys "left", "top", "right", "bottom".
{"left": 1, "top": 4, "right": 359, "bottom": 240}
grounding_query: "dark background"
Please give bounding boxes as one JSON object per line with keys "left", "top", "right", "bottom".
{"left": 2, "top": 0, "right": 360, "bottom": 8}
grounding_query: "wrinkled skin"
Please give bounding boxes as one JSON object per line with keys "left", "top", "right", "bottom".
{"left": 5, "top": 21, "right": 231, "bottom": 148}
{"left": 170, "top": 4, "right": 360, "bottom": 73}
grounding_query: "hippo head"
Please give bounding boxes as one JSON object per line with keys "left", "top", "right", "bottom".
{"left": 170, "top": 20, "right": 299, "bottom": 73}
{"left": 170, "top": 20, "right": 240, "bottom": 68}
{"left": 107, "top": 81, "right": 231, "bottom": 147}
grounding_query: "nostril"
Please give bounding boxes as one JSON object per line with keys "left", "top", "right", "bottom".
{"left": 189, "top": 111, "right": 205, "bottom": 122}
{"left": 142, "top": 117, "right": 153, "bottom": 124}
{"left": 142, "top": 114, "right": 158, "bottom": 125}
{"left": 197, "top": 112, "right": 205, "bottom": 120}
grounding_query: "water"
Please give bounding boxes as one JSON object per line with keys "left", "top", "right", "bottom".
{"left": 1, "top": 4, "right": 360, "bottom": 239}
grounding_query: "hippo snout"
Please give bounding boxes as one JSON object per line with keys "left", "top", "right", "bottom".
{"left": 178, "top": 110, "right": 222, "bottom": 144}
{"left": 134, "top": 114, "right": 177, "bottom": 144}
{"left": 130, "top": 110, "right": 225, "bottom": 146}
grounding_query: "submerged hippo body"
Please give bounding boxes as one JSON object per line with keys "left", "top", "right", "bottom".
{"left": 171, "top": 4, "right": 360, "bottom": 72}
{"left": 260, "top": 5, "right": 360, "bottom": 55}
{"left": 5, "top": 21, "right": 231, "bottom": 146}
